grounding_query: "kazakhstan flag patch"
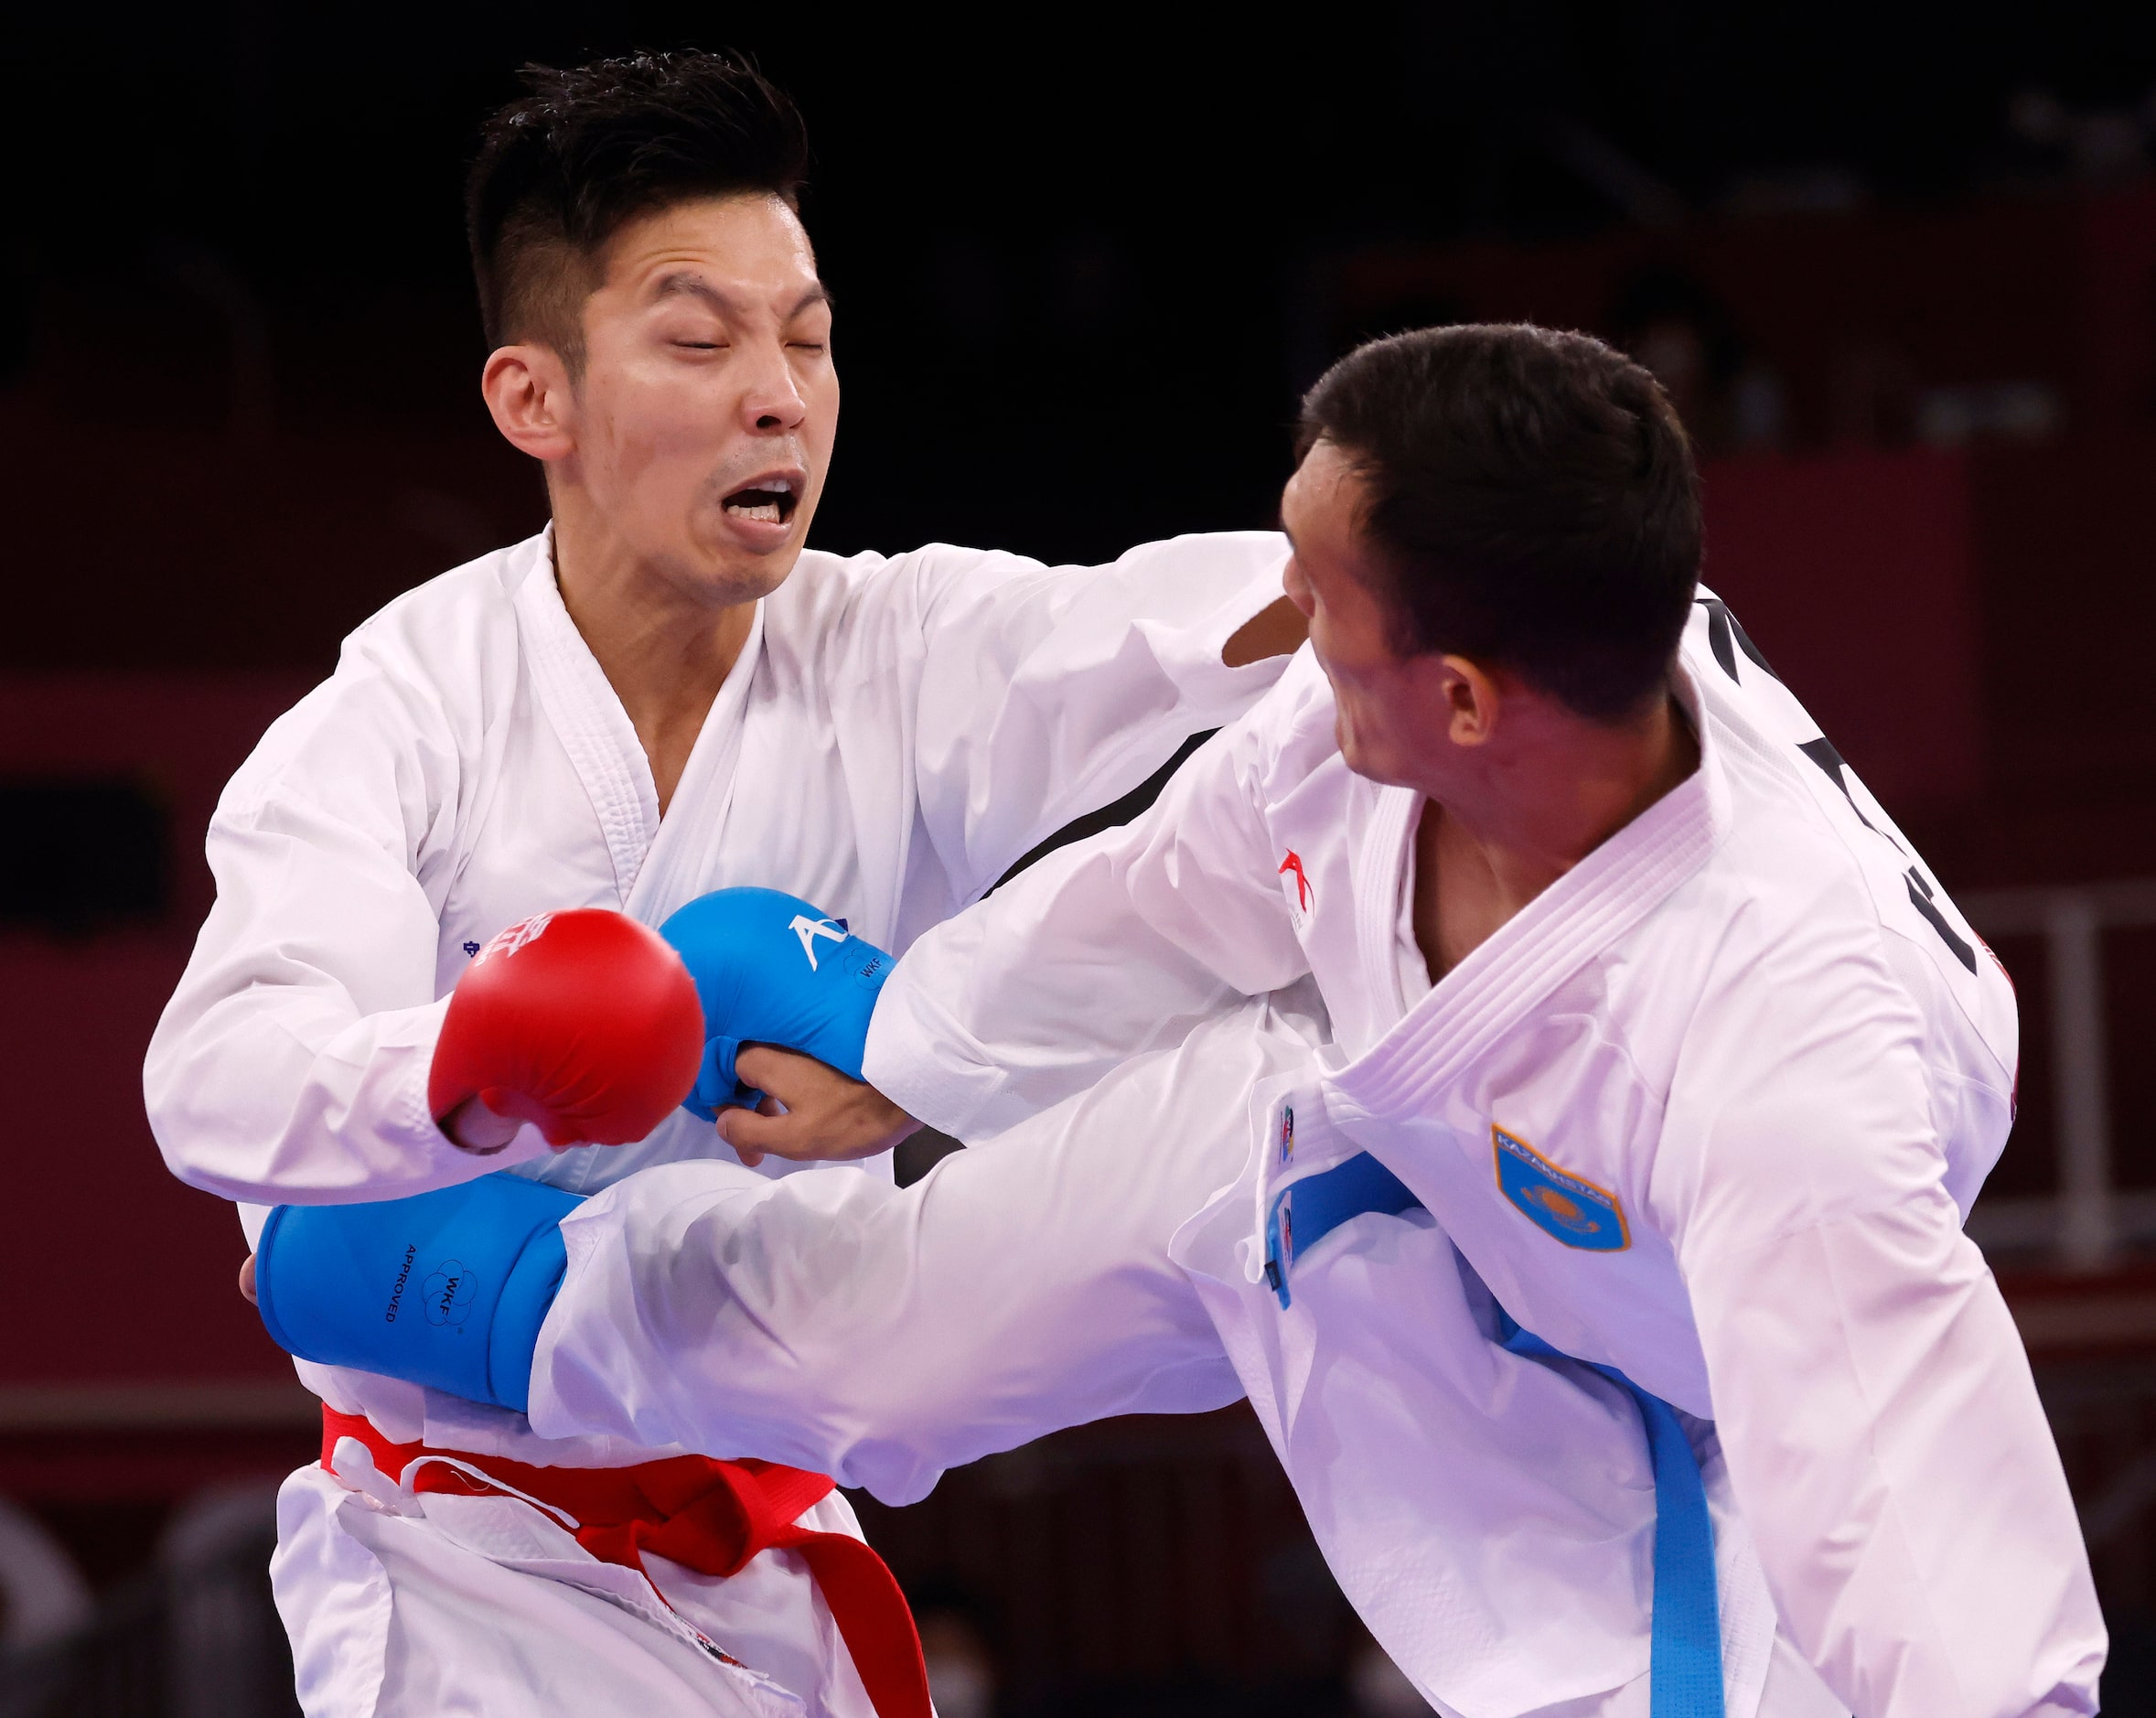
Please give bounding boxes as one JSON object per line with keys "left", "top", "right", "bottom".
{"left": 1493, "top": 1125, "right": 1630, "bottom": 1251}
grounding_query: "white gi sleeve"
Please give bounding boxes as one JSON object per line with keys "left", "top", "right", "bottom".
{"left": 531, "top": 998, "right": 1304, "bottom": 1498}
{"left": 144, "top": 634, "right": 547, "bottom": 1205}
{"left": 867, "top": 682, "right": 1312, "bottom": 1139}
{"left": 903, "top": 530, "right": 1292, "bottom": 899}
{"left": 1659, "top": 913, "right": 2103, "bottom": 1716}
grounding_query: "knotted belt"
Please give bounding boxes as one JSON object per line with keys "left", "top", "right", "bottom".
{"left": 1262, "top": 1153, "right": 1725, "bottom": 1718}
{"left": 322, "top": 1407, "right": 931, "bottom": 1718}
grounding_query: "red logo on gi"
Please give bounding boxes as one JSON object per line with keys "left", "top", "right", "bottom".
{"left": 1278, "top": 850, "right": 1314, "bottom": 928}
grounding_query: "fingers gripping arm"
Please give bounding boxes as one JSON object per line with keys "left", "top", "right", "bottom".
{"left": 713, "top": 1047, "right": 920, "bottom": 1167}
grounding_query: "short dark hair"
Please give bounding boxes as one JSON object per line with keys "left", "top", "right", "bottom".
{"left": 1298, "top": 324, "right": 1700, "bottom": 723}
{"left": 466, "top": 50, "right": 810, "bottom": 368}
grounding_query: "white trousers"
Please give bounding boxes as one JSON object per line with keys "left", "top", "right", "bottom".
{"left": 270, "top": 1460, "right": 874, "bottom": 1718}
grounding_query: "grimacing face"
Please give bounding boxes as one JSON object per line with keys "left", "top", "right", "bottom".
{"left": 557, "top": 192, "right": 839, "bottom": 604}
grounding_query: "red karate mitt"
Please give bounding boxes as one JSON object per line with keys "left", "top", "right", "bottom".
{"left": 428, "top": 909, "right": 703, "bottom": 1148}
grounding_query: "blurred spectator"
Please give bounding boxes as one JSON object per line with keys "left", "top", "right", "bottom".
{"left": 1607, "top": 268, "right": 1786, "bottom": 456}
{"left": 911, "top": 1579, "right": 1002, "bottom": 1718}
{"left": 1915, "top": 380, "right": 2063, "bottom": 446}
{"left": 0, "top": 1495, "right": 92, "bottom": 1649}
{"left": 0, "top": 1484, "right": 297, "bottom": 1718}
{"left": 2007, "top": 86, "right": 2154, "bottom": 188}
{"left": 159, "top": 1482, "right": 289, "bottom": 1718}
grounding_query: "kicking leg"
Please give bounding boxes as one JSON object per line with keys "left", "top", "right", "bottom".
{"left": 531, "top": 993, "right": 1317, "bottom": 1500}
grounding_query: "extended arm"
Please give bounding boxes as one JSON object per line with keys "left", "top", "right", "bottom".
{"left": 905, "top": 530, "right": 1299, "bottom": 904}
{"left": 868, "top": 675, "right": 1315, "bottom": 1139}
{"left": 1668, "top": 941, "right": 2102, "bottom": 1716}
{"left": 706, "top": 535, "right": 1307, "bottom": 1165}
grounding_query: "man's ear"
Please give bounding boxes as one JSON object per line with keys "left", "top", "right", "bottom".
{"left": 481, "top": 344, "right": 576, "bottom": 462}
{"left": 1436, "top": 654, "right": 1504, "bottom": 747}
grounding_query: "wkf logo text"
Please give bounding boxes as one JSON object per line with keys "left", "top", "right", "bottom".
{"left": 1492, "top": 1125, "right": 1629, "bottom": 1251}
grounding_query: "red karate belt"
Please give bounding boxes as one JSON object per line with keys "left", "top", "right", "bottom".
{"left": 322, "top": 1407, "right": 929, "bottom": 1718}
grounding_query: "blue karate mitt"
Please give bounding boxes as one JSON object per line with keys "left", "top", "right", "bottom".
{"left": 659, "top": 887, "right": 894, "bottom": 1122}
{"left": 255, "top": 1172, "right": 582, "bottom": 1413}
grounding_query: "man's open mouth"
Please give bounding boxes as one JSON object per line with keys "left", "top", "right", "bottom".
{"left": 723, "top": 478, "right": 799, "bottom": 526}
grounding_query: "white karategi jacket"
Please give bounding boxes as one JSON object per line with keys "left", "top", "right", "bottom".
{"left": 532, "top": 594, "right": 2101, "bottom": 1717}
{"left": 143, "top": 525, "right": 1293, "bottom": 1718}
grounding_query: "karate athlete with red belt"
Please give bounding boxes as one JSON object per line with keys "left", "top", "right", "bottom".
{"left": 255, "top": 327, "right": 2100, "bottom": 1715}
{"left": 143, "top": 51, "right": 1302, "bottom": 1718}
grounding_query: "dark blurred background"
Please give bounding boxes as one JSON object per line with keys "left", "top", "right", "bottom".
{"left": 7, "top": 4, "right": 2156, "bottom": 1713}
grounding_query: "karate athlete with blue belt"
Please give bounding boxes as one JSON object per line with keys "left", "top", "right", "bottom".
{"left": 250, "top": 326, "right": 2103, "bottom": 1715}
{"left": 145, "top": 50, "right": 1306, "bottom": 1718}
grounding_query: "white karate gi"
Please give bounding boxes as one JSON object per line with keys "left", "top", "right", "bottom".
{"left": 531, "top": 595, "right": 2102, "bottom": 1716}
{"left": 143, "top": 524, "right": 1293, "bottom": 1718}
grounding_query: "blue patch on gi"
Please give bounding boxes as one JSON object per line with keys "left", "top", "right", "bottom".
{"left": 1492, "top": 1125, "right": 1629, "bottom": 1251}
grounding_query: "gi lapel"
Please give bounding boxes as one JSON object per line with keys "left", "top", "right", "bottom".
{"left": 1354, "top": 785, "right": 1420, "bottom": 1018}
{"left": 514, "top": 530, "right": 663, "bottom": 904}
{"left": 514, "top": 528, "right": 766, "bottom": 918}
{"left": 624, "top": 606, "right": 766, "bottom": 927}
{"left": 1324, "top": 688, "right": 1728, "bottom": 1130}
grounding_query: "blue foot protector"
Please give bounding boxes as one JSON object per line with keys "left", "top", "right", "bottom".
{"left": 660, "top": 887, "right": 894, "bottom": 1121}
{"left": 254, "top": 1172, "right": 584, "bottom": 1414}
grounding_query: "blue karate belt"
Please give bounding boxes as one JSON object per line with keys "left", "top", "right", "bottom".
{"left": 1263, "top": 1151, "right": 1725, "bottom": 1718}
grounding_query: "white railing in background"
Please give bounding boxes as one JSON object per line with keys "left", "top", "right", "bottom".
{"left": 1961, "top": 879, "right": 2156, "bottom": 1271}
